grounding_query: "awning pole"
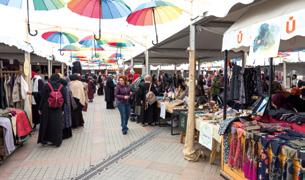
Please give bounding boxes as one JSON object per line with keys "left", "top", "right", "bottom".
{"left": 268, "top": 57, "right": 273, "bottom": 109}
{"left": 145, "top": 50, "right": 149, "bottom": 74}
{"left": 223, "top": 50, "right": 228, "bottom": 120}
{"left": 283, "top": 61, "right": 287, "bottom": 88}
{"left": 61, "top": 63, "right": 64, "bottom": 75}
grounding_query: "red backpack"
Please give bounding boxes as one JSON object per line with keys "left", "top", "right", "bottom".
{"left": 48, "top": 83, "right": 64, "bottom": 109}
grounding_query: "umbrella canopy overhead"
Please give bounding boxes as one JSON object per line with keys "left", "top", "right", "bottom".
{"left": 127, "top": 1, "right": 183, "bottom": 26}
{"left": 68, "top": 0, "right": 132, "bottom": 40}
{"left": 110, "top": 53, "right": 123, "bottom": 59}
{"left": 79, "top": 35, "right": 107, "bottom": 46}
{"left": 60, "top": 44, "right": 80, "bottom": 51}
{"left": 0, "top": 0, "right": 65, "bottom": 10}
{"left": 42, "top": 31, "right": 78, "bottom": 55}
{"left": 68, "top": 0, "right": 131, "bottom": 19}
{"left": 42, "top": 31, "right": 78, "bottom": 44}
{"left": 127, "top": 0, "right": 183, "bottom": 44}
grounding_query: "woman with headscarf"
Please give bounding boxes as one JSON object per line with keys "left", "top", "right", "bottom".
{"left": 105, "top": 75, "right": 115, "bottom": 109}
{"left": 70, "top": 74, "right": 86, "bottom": 128}
{"left": 142, "top": 75, "right": 158, "bottom": 126}
{"left": 87, "top": 76, "right": 95, "bottom": 103}
{"left": 271, "top": 92, "right": 294, "bottom": 111}
{"left": 38, "top": 74, "right": 66, "bottom": 147}
{"left": 286, "top": 87, "right": 305, "bottom": 112}
{"left": 97, "top": 73, "right": 104, "bottom": 96}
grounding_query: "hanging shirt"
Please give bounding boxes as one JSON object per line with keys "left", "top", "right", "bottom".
{"left": 32, "top": 75, "right": 42, "bottom": 105}
{"left": 0, "top": 117, "right": 15, "bottom": 155}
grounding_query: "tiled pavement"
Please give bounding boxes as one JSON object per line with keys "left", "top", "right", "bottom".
{"left": 0, "top": 96, "right": 223, "bottom": 180}
{"left": 91, "top": 130, "right": 222, "bottom": 180}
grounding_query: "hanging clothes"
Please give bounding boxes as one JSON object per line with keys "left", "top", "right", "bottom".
{"left": 0, "top": 117, "right": 15, "bottom": 155}
{"left": 12, "top": 75, "right": 21, "bottom": 103}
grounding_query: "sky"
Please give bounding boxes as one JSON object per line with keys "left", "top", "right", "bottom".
{"left": 0, "top": 0, "right": 254, "bottom": 68}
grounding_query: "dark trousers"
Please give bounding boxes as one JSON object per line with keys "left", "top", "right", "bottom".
{"left": 106, "top": 101, "right": 114, "bottom": 109}
{"left": 117, "top": 102, "right": 130, "bottom": 132}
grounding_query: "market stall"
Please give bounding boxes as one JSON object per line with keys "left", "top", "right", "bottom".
{"left": 220, "top": 0, "right": 305, "bottom": 179}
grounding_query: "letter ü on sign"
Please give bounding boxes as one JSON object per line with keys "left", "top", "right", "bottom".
{"left": 237, "top": 31, "right": 243, "bottom": 44}
{"left": 286, "top": 16, "right": 296, "bottom": 34}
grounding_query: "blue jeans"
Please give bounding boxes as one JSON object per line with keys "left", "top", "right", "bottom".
{"left": 117, "top": 102, "right": 130, "bottom": 132}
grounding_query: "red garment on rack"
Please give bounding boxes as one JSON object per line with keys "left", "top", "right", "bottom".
{"left": 9, "top": 108, "right": 32, "bottom": 137}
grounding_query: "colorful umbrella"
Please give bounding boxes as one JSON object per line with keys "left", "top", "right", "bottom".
{"left": 0, "top": 0, "right": 65, "bottom": 36}
{"left": 106, "top": 59, "right": 116, "bottom": 63}
{"left": 68, "top": 0, "right": 131, "bottom": 40}
{"left": 60, "top": 44, "right": 80, "bottom": 62}
{"left": 110, "top": 53, "right": 123, "bottom": 60}
{"left": 42, "top": 31, "right": 79, "bottom": 55}
{"left": 127, "top": 1, "right": 183, "bottom": 44}
{"left": 60, "top": 44, "right": 80, "bottom": 51}
{"left": 79, "top": 35, "right": 106, "bottom": 57}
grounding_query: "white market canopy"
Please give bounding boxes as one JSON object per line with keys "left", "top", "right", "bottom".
{"left": 130, "top": 0, "right": 263, "bottom": 65}
{"left": 0, "top": 0, "right": 258, "bottom": 69}
{"left": 222, "top": 0, "right": 305, "bottom": 60}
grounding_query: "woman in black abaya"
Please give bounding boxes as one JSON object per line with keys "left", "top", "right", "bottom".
{"left": 38, "top": 74, "right": 66, "bottom": 147}
{"left": 105, "top": 75, "right": 115, "bottom": 109}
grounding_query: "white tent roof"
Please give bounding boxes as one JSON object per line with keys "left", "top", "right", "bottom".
{"left": 130, "top": 0, "right": 264, "bottom": 65}
{"left": 222, "top": 0, "right": 305, "bottom": 53}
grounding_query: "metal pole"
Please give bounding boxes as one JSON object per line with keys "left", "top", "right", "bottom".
{"left": 283, "top": 61, "right": 287, "bottom": 88}
{"left": 48, "top": 60, "right": 51, "bottom": 78}
{"left": 269, "top": 57, "right": 273, "bottom": 109}
{"left": 61, "top": 63, "right": 64, "bottom": 75}
{"left": 223, "top": 50, "right": 228, "bottom": 120}
{"left": 145, "top": 50, "right": 149, "bottom": 74}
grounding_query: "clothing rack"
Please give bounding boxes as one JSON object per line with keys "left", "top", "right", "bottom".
{"left": 0, "top": 70, "right": 22, "bottom": 77}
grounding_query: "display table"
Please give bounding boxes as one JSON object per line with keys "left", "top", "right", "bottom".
{"left": 157, "top": 100, "right": 185, "bottom": 135}
{"left": 195, "top": 118, "right": 221, "bottom": 164}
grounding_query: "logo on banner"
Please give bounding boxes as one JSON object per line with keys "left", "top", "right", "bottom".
{"left": 237, "top": 31, "right": 243, "bottom": 44}
{"left": 286, "top": 16, "right": 296, "bottom": 34}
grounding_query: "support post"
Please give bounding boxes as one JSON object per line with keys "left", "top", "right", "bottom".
{"left": 145, "top": 50, "right": 149, "bottom": 74}
{"left": 283, "top": 61, "right": 287, "bottom": 89}
{"left": 223, "top": 50, "right": 228, "bottom": 120}
{"left": 183, "top": 23, "right": 200, "bottom": 161}
{"left": 269, "top": 58, "right": 273, "bottom": 109}
{"left": 48, "top": 60, "right": 52, "bottom": 78}
{"left": 61, "top": 63, "right": 64, "bottom": 75}
{"left": 24, "top": 52, "right": 32, "bottom": 125}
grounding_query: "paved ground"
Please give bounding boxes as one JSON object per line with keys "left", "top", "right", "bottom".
{"left": 0, "top": 96, "right": 222, "bottom": 180}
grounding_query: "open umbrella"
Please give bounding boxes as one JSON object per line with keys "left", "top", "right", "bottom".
{"left": 127, "top": 1, "right": 183, "bottom": 45}
{"left": 108, "top": 38, "right": 133, "bottom": 62}
{"left": 79, "top": 35, "right": 106, "bottom": 57}
{"left": 110, "top": 53, "right": 123, "bottom": 59}
{"left": 68, "top": 0, "right": 131, "bottom": 40}
{"left": 0, "top": 0, "right": 65, "bottom": 36}
{"left": 106, "top": 59, "right": 116, "bottom": 64}
{"left": 60, "top": 44, "right": 80, "bottom": 62}
{"left": 42, "top": 31, "right": 78, "bottom": 55}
